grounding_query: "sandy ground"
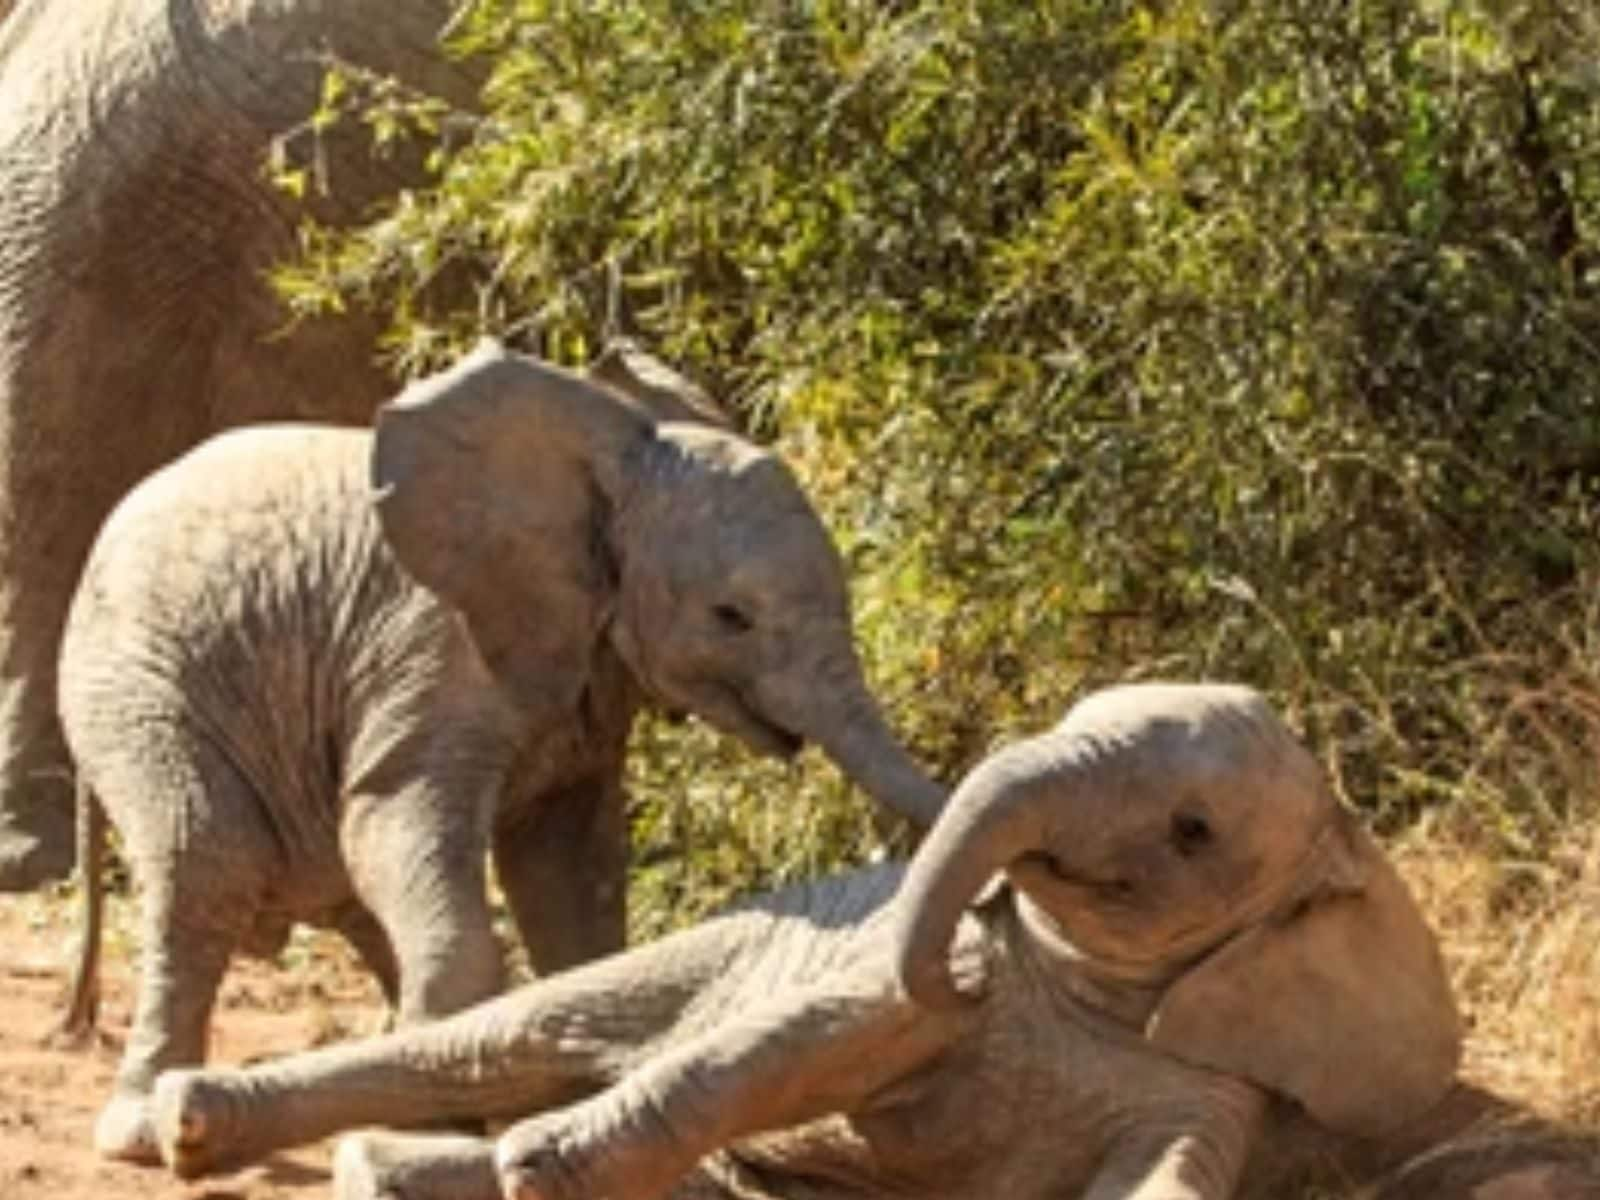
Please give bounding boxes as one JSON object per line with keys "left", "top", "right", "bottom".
{"left": 0, "top": 891, "right": 384, "bottom": 1200}
{"left": 6, "top": 878, "right": 1600, "bottom": 1200}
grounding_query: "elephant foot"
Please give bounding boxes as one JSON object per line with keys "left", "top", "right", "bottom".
{"left": 150, "top": 1068, "right": 255, "bottom": 1180}
{"left": 496, "top": 1105, "right": 636, "bottom": 1200}
{"left": 335, "top": 1130, "right": 499, "bottom": 1200}
{"left": 92, "top": 1091, "right": 162, "bottom": 1165}
{"left": 0, "top": 815, "right": 72, "bottom": 891}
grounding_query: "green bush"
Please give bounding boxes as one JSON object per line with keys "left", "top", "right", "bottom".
{"left": 274, "top": 0, "right": 1600, "bottom": 930}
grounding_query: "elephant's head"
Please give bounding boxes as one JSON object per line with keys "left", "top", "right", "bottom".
{"left": 891, "top": 682, "right": 1460, "bottom": 1137}
{"left": 370, "top": 340, "right": 944, "bottom": 828}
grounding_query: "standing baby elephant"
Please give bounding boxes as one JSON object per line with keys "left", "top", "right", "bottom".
{"left": 57, "top": 341, "right": 945, "bottom": 1164}
{"left": 148, "top": 683, "right": 1461, "bottom": 1200}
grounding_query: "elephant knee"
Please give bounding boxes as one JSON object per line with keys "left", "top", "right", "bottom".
{"left": 395, "top": 931, "right": 505, "bottom": 1023}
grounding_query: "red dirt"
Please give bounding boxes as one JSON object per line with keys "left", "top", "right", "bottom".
{"left": 0, "top": 893, "right": 385, "bottom": 1200}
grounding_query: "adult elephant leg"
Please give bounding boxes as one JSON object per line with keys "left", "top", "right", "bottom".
{"left": 0, "top": 313, "right": 227, "bottom": 891}
{"left": 495, "top": 767, "right": 630, "bottom": 978}
{"left": 0, "top": 531, "right": 88, "bottom": 890}
{"left": 0, "top": 0, "right": 478, "bottom": 891}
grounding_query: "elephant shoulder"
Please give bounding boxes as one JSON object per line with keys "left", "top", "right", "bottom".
{"left": 733, "top": 860, "right": 906, "bottom": 930}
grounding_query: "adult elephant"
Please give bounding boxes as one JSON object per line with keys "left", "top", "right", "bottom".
{"left": 0, "top": 0, "right": 475, "bottom": 889}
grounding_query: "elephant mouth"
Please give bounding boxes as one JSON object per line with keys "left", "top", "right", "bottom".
{"left": 1009, "top": 851, "right": 1133, "bottom": 904}
{"left": 634, "top": 670, "right": 798, "bottom": 756}
{"left": 1007, "top": 851, "right": 1259, "bottom": 979}
{"left": 687, "top": 681, "right": 805, "bottom": 759}
{"left": 734, "top": 705, "right": 805, "bottom": 759}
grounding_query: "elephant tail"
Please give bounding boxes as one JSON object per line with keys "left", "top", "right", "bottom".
{"left": 54, "top": 774, "right": 104, "bottom": 1042}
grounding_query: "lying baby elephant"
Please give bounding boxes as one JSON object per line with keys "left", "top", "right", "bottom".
{"left": 57, "top": 341, "right": 945, "bottom": 1164}
{"left": 149, "top": 683, "right": 1461, "bottom": 1200}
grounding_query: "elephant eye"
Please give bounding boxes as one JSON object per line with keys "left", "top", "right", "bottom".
{"left": 711, "top": 603, "right": 754, "bottom": 634}
{"left": 1170, "top": 811, "right": 1213, "bottom": 856}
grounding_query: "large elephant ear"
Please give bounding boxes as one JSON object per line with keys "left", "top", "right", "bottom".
{"left": 372, "top": 340, "right": 650, "bottom": 728}
{"left": 586, "top": 339, "right": 732, "bottom": 429}
{"left": 1147, "top": 810, "right": 1461, "bottom": 1138}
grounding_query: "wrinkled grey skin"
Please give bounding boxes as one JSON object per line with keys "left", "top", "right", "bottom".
{"left": 150, "top": 683, "right": 1460, "bottom": 1200}
{"left": 1240, "top": 1082, "right": 1600, "bottom": 1200}
{"left": 0, "top": 0, "right": 474, "bottom": 891}
{"left": 58, "top": 342, "right": 944, "bottom": 1166}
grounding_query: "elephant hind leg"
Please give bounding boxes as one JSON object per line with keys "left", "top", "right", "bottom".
{"left": 334, "top": 1130, "right": 499, "bottom": 1200}
{"left": 88, "top": 743, "right": 270, "bottom": 1163}
{"left": 332, "top": 1130, "right": 739, "bottom": 1200}
{"left": 98, "top": 907, "right": 238, "bottom": 1164}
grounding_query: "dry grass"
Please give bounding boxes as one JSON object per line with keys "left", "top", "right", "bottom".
{"left": 1397, "top": 820, "right": 1600, "bottom": 1125}
{"left": 1312, "top": 611, "right": 1600, "bottom": 1187}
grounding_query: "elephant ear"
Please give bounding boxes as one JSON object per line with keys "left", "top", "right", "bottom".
{"left": 1146, "top": 810, "right": 1461, "bottom": 1138}
{"left": 586, "top": 339, "right": 732, "bottom": 429}
{"left": 372, "top": 340, "right": 650, "bottom": 728}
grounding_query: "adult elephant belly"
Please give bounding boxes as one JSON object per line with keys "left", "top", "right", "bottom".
{"left": 0, "top": 0, "right": 478, "bottom": 890}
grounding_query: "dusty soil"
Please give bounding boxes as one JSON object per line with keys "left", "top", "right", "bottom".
{"left": 0, "top": 890, "right": 386, "bottom": 1200}
{"left": 5, "top": 873, "right": 1599, "bottom": 1200}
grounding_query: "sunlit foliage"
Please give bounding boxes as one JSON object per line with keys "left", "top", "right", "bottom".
{"left": 272, "top": 0, "right": 1600, "bottom": 929}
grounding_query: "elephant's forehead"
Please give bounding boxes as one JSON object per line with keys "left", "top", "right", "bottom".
{"left": 1062, "top": 684, "right": 1289, "bottom": 767}
{"left": 652, "top": 433, "right": 814, "bottom": 519}
{"left": 1061, "top": 683, "right": 1329, "bottom": 816}
{"left": 1064, "top": 681, "right": 1270, "bottom": 730}
{"left": 665, "top": 473, "right": 838, "bottom": 562}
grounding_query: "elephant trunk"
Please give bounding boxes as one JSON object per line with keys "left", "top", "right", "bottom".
{"left": 891, "top": 734, "right": 1079, "bottom": 1010}
{"left": 803, "top": 667, "right": 947, "bottom": 830}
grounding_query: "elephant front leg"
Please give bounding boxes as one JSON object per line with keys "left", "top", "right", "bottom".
{"left": 495, "top": 768, "right": 630, "bottom": 978}
{"left": 150, "top": 917, "right": 739, "bottom": 1179}
{"left": 495, "top": 968, "right": 967, "bottom": 1200}
{"left": 0, "top": 573, "right": 76, "bottom": 891}
{"left": 1084, "top": 1079, "right": 1267, "bottom": 1200}
{"left": 328, "top": 899, "right": 402, "bottom": 1013}
{"left": 343, "top": 783, "right": 507, "bottom": 1025}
